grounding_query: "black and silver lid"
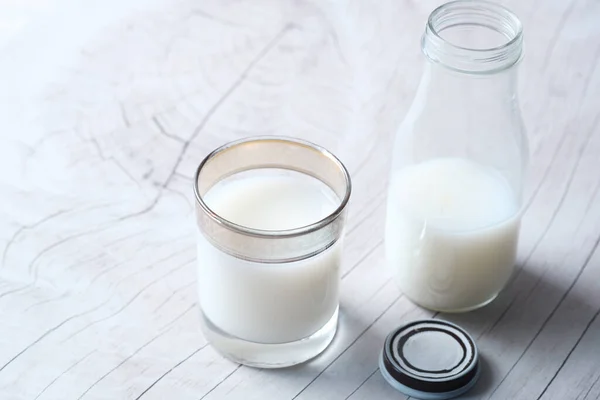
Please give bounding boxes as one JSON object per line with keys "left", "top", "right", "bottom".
{"left": 380, "top": 319, "right": 480, "bottom": 400}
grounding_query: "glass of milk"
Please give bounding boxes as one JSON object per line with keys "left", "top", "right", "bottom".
{"left": 194, "top": 137, "right": 351, "bottom": 367}
{"left": 386, "top": 1, "right": 528, "bottom": 312}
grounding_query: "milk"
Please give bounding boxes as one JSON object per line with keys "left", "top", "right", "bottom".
{"left": 385, "top": 158, "right": 520, "bottom": 312}
{"left": 197, "top": 171, "right": 341, "bottom": 344}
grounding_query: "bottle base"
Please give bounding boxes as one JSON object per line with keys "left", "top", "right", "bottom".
{"left": 199, "top": 307, "right": 339, "bottom": 368}
{"left": 405, "top": 293, "right": 499, "bottom": 313}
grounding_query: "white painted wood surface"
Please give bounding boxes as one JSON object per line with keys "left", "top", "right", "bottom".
{"left": 1, "top": 0, "right": 599, "bottom": 398}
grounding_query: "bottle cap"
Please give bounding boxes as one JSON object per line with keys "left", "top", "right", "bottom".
{"left": 379, "top": 319, "right": 480, "bottom": 400}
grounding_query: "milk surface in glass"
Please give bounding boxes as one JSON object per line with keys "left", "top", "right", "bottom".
{"left": 198, "top": 171, "right": 341, "bottom": 343}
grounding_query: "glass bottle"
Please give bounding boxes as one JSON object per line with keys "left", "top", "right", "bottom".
{"left": 385, "top": 0, "right": 528, "bottom": 312}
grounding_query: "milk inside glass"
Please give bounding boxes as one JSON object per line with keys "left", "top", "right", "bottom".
{"left": 197, "top": 171, "right": 341, "bottom": 343}
{"left": 385, "top": 158, "right": 520, "bottom": 312}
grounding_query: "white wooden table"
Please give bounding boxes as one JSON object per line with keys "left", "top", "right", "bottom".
{"left": 1, "top": 0, "right": 599, "bottom": 398}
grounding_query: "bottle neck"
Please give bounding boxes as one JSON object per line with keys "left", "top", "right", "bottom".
{"left": 421, "top": 1, "right": 523, "bottom": 75}
{"left": 421, "top": 61, "right": 519, "bottom": 101}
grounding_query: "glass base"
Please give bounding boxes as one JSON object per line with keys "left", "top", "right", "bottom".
{"left": 199, "top": 307, "right": 339, "bottom": 368}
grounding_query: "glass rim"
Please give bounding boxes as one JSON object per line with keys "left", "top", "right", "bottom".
{"left": 193, "top": 136, "right": 352, "bottom": 239}
{"left": 427, "top": 0, "right": 523, "bottom": 54}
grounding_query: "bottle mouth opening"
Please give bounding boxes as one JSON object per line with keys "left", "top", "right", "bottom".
{"left": 423, "top": 0, "right": 523, "bottom": 74}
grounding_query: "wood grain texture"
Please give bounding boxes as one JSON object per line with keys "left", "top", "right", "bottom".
{"left": 0, "top": 0, "right": 599, "bottom": 398}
